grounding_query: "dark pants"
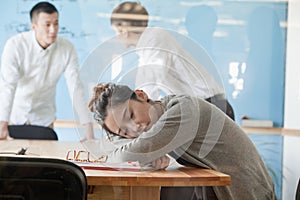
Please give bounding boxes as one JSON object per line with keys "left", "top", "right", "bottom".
{"left": 296, "top": 179, "right": 300, "bottom": 200}
{"left": 160, "top": 186, "right": 218, "bottom": 200}
{"left": 205, "top": 94, "right": 235, "bottom": 121}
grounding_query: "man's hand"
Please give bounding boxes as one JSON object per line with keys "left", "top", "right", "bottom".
{"left": 0, "top": 121, "right": 13, "bottom": 140}
{"left": 80, "top": 122, "right": 95, "bottom": 142}
{"left": 151, "top": 155, "right": 170, "bottom": 170}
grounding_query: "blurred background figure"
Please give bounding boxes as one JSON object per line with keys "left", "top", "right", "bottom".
{"left": 0, "top": 2, "right": 94, "bottom": 141}
{"left": 185, "top": 5, "right": 218, "bottom": 59}
{"left": 236, "top": 6, "right": 284, "bottom": 126}
{"left": 110, "top": 1, "right": 235, "bottom": 120}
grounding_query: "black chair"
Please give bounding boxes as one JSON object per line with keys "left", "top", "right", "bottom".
{"left": 8, "top": 125, "right": 58, "bottom": 140}
{"left": 0, "top": 156, "right": 87, "bottom": 200}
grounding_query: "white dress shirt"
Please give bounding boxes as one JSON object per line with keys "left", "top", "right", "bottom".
{"left": 0, "top": 31, "right": 90, "bottom": 126}
{"left": 135, "top": 27, "right": 224, "bottom": 100}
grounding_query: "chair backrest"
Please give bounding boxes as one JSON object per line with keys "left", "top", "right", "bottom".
{"left": 8, "top": 125, "right": 58, "bottom": 140}
{"left": 0, "top": 156, "right": 87, "bottom": 200}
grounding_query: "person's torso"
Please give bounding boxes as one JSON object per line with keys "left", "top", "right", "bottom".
{"left": 135, "top": 27, "right": 224, "bottom": 99}
{"left": 8, "top": 31, "right": 76, "bottom": 125}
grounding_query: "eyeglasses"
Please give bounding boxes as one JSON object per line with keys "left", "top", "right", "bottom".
{"left": 66, "top": 150, "right": 107, "bottom": 163}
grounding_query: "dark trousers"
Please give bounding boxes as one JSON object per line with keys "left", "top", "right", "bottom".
{"left": 160, "top": 186, "right": 218, "bottom": 200}
{"left": 296, "top": 179, "right": 300, "bottom": 200}
{"left": 205, "top": 94, "right": 235, "bottom": 121}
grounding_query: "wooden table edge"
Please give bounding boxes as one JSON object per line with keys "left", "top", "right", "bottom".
{"left": 86, "top": 168, "right": 231, "bottom": 187}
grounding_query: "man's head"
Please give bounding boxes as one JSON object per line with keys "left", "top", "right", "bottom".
{"left": 30, "top": 2, "right": 59, "bottom": 49}
{"left": 111, "top": 1, "right": 149, "bottom": 47}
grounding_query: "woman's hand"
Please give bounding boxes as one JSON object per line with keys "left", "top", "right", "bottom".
{"left": 151, "top": 155, "right": 170, "bottom": 170}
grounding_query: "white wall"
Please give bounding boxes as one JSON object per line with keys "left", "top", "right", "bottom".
{"left": 283, "top": 1, "right": 300, "bottom": 199}
{"left": 282, "top": 136, "right": 300, "bottom": 200}
{"left": 284, "top": 0, "right": 300, "bottom": 129}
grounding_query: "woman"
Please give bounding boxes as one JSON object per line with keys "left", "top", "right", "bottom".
{"left": 88, "top": 82, "right": 277, "bottom": 200}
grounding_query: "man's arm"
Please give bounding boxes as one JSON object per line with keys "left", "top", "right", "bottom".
{"left": 0, "top": 121, "right": 13, "bottom": 140}
{"left": 63, "top": 41, "right": 95, "bottom": 140}
{"left": 0, "top": 38, "right": 20, "bottom": 139}
{"left": 80, "top": 122, "right": 94, "bottom": 142}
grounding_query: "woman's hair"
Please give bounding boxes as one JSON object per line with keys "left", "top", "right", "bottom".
{"left": 110, "top": 1, "right": 149, "bottom": 29}
{"left": 88, "top": 82, "right": 137, "bottom": 135}
{"left": 30, "top": 1, "right": 58, "bottom": 23}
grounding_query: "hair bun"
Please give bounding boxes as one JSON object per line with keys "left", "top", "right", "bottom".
{"left": 94, "top": 83, "right": 110, "bottom": 96}
{"left": 88, "top": 83, "right": 111, "bottom": 112}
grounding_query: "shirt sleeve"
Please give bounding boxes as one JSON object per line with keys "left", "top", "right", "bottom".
{"left": 135, "top": 29, "right": 171, "bottom": 100}
{"left": 0, "top": 38, "right": 20, "bottom": 122}
{"left": 106, "top": 96, "right": 200, "bottom": 165}
{"left": 136, "top": 28, "right": 225, "bottom": 99}
{"left": 135, "top": 28, "right": 191, "bottom": 99}
{"left": 63, "top": 43, "right": 91, "bottom": 124}
{"left": 136, "top": 48, "right": 170, "bottom": 99}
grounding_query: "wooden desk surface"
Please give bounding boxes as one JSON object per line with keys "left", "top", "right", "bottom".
{"left": 86, "top": 166, "right": 230, "bottom": 187}
{"left": 0, "top": 140, "right": 230, "bottom": 200}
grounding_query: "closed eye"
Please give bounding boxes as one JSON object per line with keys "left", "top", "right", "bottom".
{"left": 118, "top": 128, "right": 128, "bottom": 137}
{"left": 130, "top": 112, "right": 134, "bottom": 119}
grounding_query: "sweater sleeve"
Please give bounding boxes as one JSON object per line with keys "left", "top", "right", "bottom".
{"left": 106, "top": 96, "right": 200, "bottom": 165}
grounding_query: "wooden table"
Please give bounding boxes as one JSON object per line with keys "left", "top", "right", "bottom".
{"left": 0, "top": 140, "right": 230, "bottom": 200}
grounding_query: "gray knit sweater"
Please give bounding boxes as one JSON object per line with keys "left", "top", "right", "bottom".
{"left": 107, "top": 95, "right": 277, "bottom": 199}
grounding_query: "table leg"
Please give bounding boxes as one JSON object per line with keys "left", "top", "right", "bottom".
{"left": 130, "top": 186, "right": 160, "bottom": 200}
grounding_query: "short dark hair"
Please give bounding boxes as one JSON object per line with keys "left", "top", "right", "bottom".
{"left": 111, "top": 1, "right": 149, "bottom": 28}
{"left": 30, "top": 1, "right": 58, "bottom": 22}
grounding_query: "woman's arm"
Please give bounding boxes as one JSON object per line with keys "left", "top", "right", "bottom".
{"left": 107, "top": 96, "right": 200, "bottom": 165}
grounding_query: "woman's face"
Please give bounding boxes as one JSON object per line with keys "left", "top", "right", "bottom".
{"left": 104, "top": 91, "right": 161, "bottom": 139}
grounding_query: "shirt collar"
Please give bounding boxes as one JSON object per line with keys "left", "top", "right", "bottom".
{"left": 31, "top": 31, "right": 57, "bottom": 53}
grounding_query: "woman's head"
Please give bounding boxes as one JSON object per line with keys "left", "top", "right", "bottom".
{"left": 88, "top": 83, "right": 163, "bottom": 139}
{"left": 88, "top": 83, "right": 134, "bottom": 134}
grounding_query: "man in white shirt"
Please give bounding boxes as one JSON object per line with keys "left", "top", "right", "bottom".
{"left": 0, "top": 2, "right": 94, "bottom": 140}
{"left": 110, "top": 1, "right": 235, "bottom": 120}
